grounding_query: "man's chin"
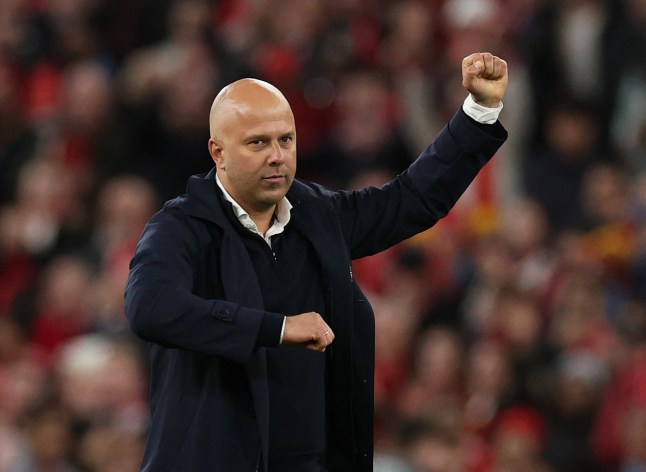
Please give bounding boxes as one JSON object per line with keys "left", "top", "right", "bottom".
{"left": 258, "top": 188, "right": 289, "bottom": 206}
{"left": 261, "top": 178, "right": 291, "bottom": 193}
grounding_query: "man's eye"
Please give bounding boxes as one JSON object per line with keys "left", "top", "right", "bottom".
{"left": 280, "top": 136, "right": 293, "bottom": 144}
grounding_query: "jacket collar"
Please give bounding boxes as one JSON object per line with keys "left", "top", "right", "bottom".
{"left": 180, "top": 168, "right": 227, "bottom": 225}
{"left": 181, "top": 168, "right": 320, "bottom": 229}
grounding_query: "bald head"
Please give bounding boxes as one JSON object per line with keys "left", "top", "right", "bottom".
{"left": 206, "top": 78, "right": 297, "bottom": 224}
{"left": 209, "top": 78, "right": 293, "bottom": 139}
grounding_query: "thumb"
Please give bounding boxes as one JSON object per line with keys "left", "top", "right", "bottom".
{"left": 466, "top": 60, "right": 484, "bottom": 76}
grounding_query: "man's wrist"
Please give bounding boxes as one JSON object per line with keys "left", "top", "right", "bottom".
{"left": 463, "top": 94, "right": 503, "bottom": 124}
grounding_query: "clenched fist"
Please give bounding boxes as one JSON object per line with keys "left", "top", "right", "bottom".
{"left": 462, "top": 52, "right": 508, "bottom": 108}
{"left": 282, "top": 311, "right": 334, "bottom": 352}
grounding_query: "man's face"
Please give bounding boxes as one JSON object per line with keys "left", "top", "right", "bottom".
{"left": 209, "top": 97, "right": 296, "bottom": 215}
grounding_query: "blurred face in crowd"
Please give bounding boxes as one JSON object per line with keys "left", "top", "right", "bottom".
{"left": 208, "top": 79, "right": 296, "bottom": 217}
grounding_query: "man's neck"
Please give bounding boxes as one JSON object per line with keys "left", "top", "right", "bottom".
{"left": 248, "top": 208, "right": 276, "bottom": 236}
{"left": 215, "top": 174, "right": 277, "bottom": 236}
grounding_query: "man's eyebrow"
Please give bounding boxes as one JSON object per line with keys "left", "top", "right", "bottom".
{"left": 245, "top": 131, "right": 294, "bottom": 141}
{"left": 245, "top": 134, "right": 269, "bottom": 142}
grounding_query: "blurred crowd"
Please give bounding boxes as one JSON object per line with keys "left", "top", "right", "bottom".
{"left": 0, "top": 0, "right": 645, "bottom": 471}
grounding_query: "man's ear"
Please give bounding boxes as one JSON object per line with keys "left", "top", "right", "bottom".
{"left": 208, "top": 138, "right": 225, "bottom": 170}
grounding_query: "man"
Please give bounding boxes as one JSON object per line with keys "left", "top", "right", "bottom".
{"left": 125, "top": 52, "right": 508, "bottom": 471}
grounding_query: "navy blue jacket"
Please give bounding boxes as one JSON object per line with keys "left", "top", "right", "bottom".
{"left": 124, "top": 109, "right": 507, "bottom": 471}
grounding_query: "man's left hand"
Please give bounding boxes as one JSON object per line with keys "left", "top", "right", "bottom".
{"left": 462, "top": 52, "right": 508, "bottom": 109}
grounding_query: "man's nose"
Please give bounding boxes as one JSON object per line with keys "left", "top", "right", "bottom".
{"left": 268, "top": 141, "right": 286, "bottom": 165}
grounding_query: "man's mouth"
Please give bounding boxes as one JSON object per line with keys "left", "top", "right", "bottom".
{"left": 262, "top": 175, "right": 284, "bottom": 183}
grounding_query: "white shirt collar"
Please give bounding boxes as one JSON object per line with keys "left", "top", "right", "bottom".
{"left": 216, "top": 173, "right": 292, "bottom": 246}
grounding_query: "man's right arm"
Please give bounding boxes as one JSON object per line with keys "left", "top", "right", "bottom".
{"left": 124, "top": 208, "right": 282, "bottom": 364}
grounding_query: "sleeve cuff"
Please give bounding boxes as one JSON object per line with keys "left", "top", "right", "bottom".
{"left": 279, "top": 317, "right": 286, "bottom": 344}
{"left": 462, "top": 94, "right": 503, "bottom": 124}
{"left": 257, "top": 312, "right": 285, "bottom": 347}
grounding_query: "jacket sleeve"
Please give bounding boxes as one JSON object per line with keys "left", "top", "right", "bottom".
{"left": 331, "top": 109, "right": 508, "bottom": 259}
{"left": 124, "top": 207, "right": 283, "bottom": 364}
